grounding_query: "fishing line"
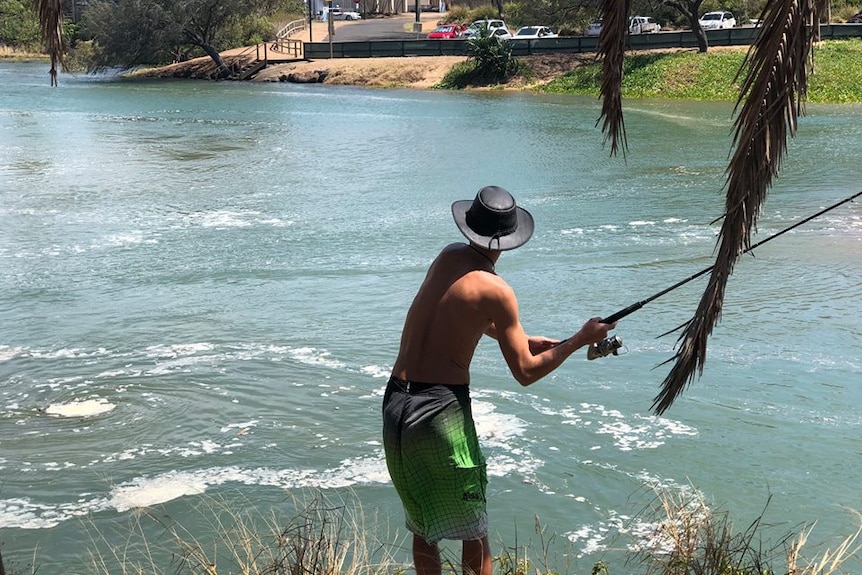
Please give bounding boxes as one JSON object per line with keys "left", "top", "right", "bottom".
{"left": 582, "top": 189, "right": 861, "bottom": 358}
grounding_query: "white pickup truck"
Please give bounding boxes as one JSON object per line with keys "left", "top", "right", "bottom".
{"left": 628, "top": 16, "right": 661, "bottom": 34}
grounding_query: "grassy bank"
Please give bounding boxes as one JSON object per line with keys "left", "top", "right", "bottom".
{"left": 1, "top": 489, "right": 858, "bottom": 574}
{"left": 0, "top": 45, "right": 47, "bottom": 61}
{"left": 538, "top": 39, "right": 862, "bottom": 103}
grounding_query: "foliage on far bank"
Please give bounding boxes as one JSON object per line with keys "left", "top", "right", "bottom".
{"left": 435, "top": 28, "right": 522, "bottom": 89}
{"left": 0, "top": 0, "right": 41, "bottom": 49}
{"left": 538, "top": 39, "right": 862, "bottom": 103}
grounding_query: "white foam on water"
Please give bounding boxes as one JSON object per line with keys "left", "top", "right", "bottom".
{"left": 44, "top": 398, "right": 116, "bottom": 418}
{"left": 288, "top": 347, "right": 345, "bottom": 370}
{"left": 471, "top": 398, "right": 544, "bottom": 479}
{"left": 198, "top": 210, "right": 257, "bottom": 228}
{"left": 108, "top": 454, "right": 391, "bottom": 512}
{"left": 537, "top": 402, "right": 697, "bottom": 451}
{"left": 96, "top": 438, "right": 250, "bottom": 464}
{"left": 104, "top": 233, "right": 158, "bottom": 247}
{"left": 220, "top": 420, "right": 259, "bottom": 434}
{"left": 20, "top": 347, "right": 112, "bottom": 360}
{"left": 564, "top": 506, "right": 632, "bottom": 558}
{"left": 145, "top": 342, "right": 216, "bottom": 358}
{"left": 0, "top": 452, "right": 392, "bottom": 527}
{"left": 111, "top": 473, "right": 208, "bottom": 511}
{"left": 628, "top": 220, "right": 656, "bottom": 227}
{"left": 560, "top": 228, "right": 585, "bottom": 235}
{"left": 178, "top": 209, "right": 293, "bottom": 229}
{"left": 360, "top": 364, "right": 390, "bottom": 379}
{"left": 0, "top": 346, "right": 24, "bottom": 363}
{"left": 0, "top": 496, "right": 109, "bottom": 529}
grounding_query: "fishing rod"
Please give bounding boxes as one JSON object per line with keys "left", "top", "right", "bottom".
{"left": 584, "top": 189, "right": 862, "bottom": 360}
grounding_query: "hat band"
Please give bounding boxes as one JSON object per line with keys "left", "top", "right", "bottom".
{"left": 465, "top": 207, "right": 517, "bottom": 239}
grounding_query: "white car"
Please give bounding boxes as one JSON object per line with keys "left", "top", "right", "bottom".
{"left": 512, "top": 26, "right": 558, "bottom": 40}
{"left": 328, "top": 8, "right": 361, "bottom": 20}
{"left": 628, "top": 16, "right": 661, "bottom": 34}
{"left": 585, "top": 19, "right": 602, "bottom": 36}
{"left": 699, "top": 11, "right": 736, "bottom": 29}
{"left": 462, "top": 20, "right": 510, "bottom": 39}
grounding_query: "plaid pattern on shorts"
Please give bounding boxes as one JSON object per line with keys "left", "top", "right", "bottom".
{"left": 382, "top": 376, "right": 488, "bottom": 544}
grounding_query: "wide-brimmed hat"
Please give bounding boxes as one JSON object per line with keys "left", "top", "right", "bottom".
{"left": 451, "top": 186, "right": 534, "bottom": 251}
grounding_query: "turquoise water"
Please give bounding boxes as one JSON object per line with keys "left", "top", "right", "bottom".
{"left": 1, "top": 61, "right": 860, "bottom": 573}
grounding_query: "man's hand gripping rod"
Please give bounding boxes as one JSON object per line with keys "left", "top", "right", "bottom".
{"left": 581, "top": 190, "right": 862, "bottom": 360}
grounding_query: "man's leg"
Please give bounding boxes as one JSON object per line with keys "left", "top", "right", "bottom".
{"left": 414, "top": 534, "right": 441, "bottom": 575}
{"left": 462, "top": 536, "right": 492, "bottom": 575}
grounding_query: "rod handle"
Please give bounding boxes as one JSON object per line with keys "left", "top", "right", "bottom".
{"left": 601, "top": 301, "right": 644, "bottom": 324}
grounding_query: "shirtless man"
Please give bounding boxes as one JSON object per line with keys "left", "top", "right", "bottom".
{"left": 382, "top": 186, "right": 615, "bottom": 575}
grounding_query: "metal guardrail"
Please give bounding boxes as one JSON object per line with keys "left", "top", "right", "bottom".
{"left": 303, "top": 24, "right": 862, "bottom": 59}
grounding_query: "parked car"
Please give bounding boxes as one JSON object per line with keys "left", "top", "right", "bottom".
{"left": 628, "top": 16, "right": 661, "bottom": 34}
{"left": 462, "top": 19, "right": 508, "bottom": 37}
{"left": 488, "top": 27, "right": 513, "bottom": 40}
{"left": 328, "top": 8, "right": 362, "bottom": 20}
{"left": 698, "top": 11, "right": 736, "bottom": 29}
{"left": 512, "top": 25, "right": 558, "bottom": 39}
{"left": 848, "top": 10, "right": 862, "bottom": 22}
{"left": 463, "top": 28, "right": 512, "bottom": 40}
{"left": 585, "top": 19, "right": 603, "bottom": 36}
{"left": 427, "top": 24, "right": 466, "bottom": 39}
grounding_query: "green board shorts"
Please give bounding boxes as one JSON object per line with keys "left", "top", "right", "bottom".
{"left": 382, "top": 375, "right": 488, "bottom": 544}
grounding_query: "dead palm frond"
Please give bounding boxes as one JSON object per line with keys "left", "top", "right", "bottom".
{"left": 34, "top": 0, "right": 66, "bottom": 86}
{"left": 649, "top": 0, "right": 820, "bottom": 415}
{"left": 596, "top": 0, "right": 631, "bottom": 158}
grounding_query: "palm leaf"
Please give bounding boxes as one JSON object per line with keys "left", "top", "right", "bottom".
{"left": 35, "top": 0, "right": 66, "bottom": 86}
{"left": 650, "top": 0, "right": 819, "bottom": 415}
{"left": 596, "top": 0, "right": 631, "bottom": 158}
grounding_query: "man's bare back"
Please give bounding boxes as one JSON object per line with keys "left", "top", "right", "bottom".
{"left": 391, "top": 242, "right": 503, "bottom": 386}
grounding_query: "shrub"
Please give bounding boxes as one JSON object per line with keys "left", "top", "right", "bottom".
{"left": 466, "top": 28, "right": 520, "bottom": 84}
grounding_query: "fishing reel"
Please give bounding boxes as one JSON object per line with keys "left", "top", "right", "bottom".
{"left": 587, "top": 335, "right": 624, "bottom": 360}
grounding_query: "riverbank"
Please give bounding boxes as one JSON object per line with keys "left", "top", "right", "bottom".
{"left": 130, "top": 38, "right": 862, "bottom": 102}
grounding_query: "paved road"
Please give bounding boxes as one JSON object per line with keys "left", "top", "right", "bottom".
{"left": 321, "top": 13, "right": 442, "bottom": 41}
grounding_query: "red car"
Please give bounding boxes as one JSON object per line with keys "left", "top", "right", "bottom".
{"left": 427, "top": 24, "right": 466, "bottom": 39}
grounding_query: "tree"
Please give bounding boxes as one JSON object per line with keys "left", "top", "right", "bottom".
{"left": 82, "top": 0, "right": 181, "bottom": 69}
{"left": 0, "top": 0, "right": 42, "bottom": 48}
{"left": 37, "top": 0, "right": 293, "bottom": 81}
{"left": 167, "top": 0, "right": 243, "bottom": 72}
{"left": 596, "top": 0, "right": 829, "bottom": 414}
{"left": 661, "top": 0, "right": 709, "bottom": 52}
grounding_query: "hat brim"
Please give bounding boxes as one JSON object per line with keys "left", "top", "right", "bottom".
{"left": 452, "top": 200, "right": 534, "bottom": 251}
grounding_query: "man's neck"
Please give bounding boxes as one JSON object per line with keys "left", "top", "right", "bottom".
{"left": 468, "top": 243, "right": 498, "bottom": 270}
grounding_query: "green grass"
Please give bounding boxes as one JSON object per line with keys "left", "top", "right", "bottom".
{"left": 538, "top": 39, "right": 862, "bottom": 103}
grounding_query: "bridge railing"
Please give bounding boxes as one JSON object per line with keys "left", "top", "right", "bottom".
{"left": 278, "top": 18, "right": 308, "bottom": 40}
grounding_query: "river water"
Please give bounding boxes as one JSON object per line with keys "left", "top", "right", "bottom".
{"left": 1, "top": 61, "right": 860, "bottom": 573}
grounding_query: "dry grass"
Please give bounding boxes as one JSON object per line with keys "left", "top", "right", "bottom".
{"left": 627, "top": 487, "right": 861, "bottom": 575}
{"left": 0, "top": 46, "right": 47, "bottom": 60}
{"left": 81, "top": 491, "right": 407, "bottom": 575}
{"left": 1, "top": 487, "right": 858, "bottom": 575}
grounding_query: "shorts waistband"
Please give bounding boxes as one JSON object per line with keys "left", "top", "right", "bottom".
{"left": 387, "top": 375, "right": 469, "bottom": 395}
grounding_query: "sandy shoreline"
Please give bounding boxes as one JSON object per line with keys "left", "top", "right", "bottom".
{"left": 130, "top": 12, "right": 607, "bottom": 89}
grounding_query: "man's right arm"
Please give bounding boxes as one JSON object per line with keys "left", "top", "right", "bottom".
{"left": 487, "top": 281, "right": 615, "bottom": 386}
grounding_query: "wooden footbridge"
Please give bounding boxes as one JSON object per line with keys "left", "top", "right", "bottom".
{"left": 223, "top": 19, "right": 308, "bottom": 80}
